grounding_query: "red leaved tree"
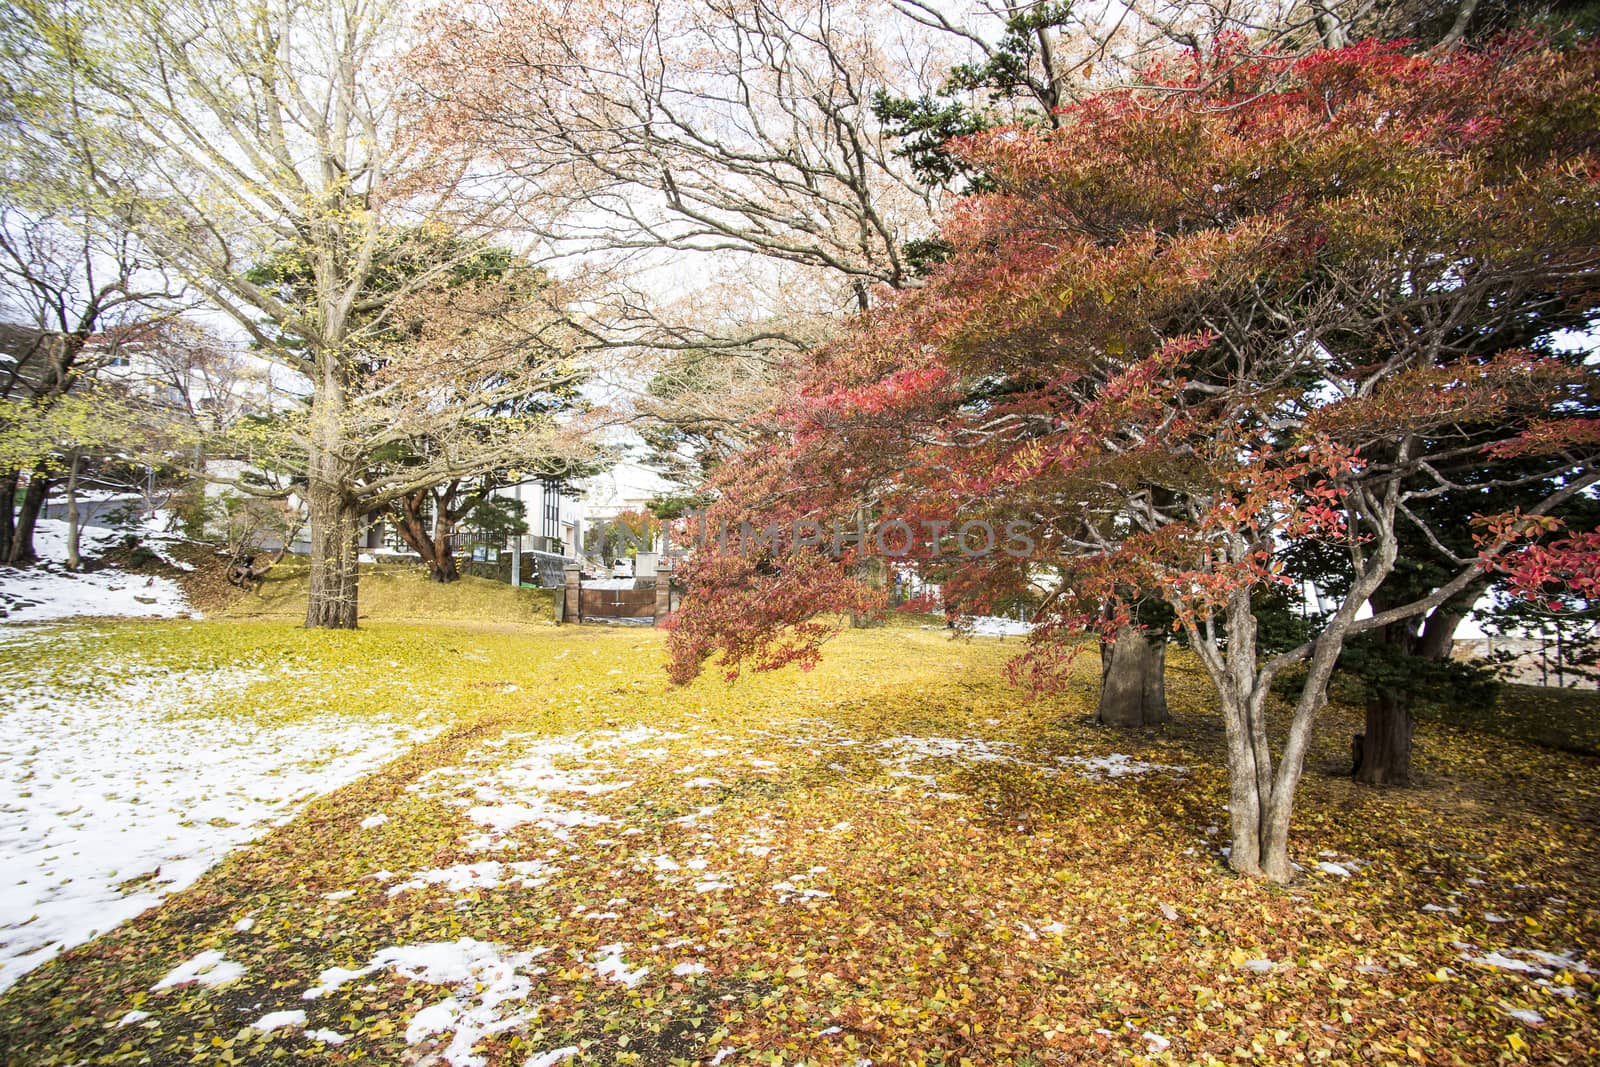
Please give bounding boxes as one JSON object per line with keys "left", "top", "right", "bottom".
{"left": 665, "top": 38, "right": 1600, "bottom": 881}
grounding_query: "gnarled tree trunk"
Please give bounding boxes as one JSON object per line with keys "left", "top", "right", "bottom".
{"left": 1098, "top": 626, "right": 1170, "bottom": 726}
{"left": 389, "top": 484, "right": 474, "bottom": 583}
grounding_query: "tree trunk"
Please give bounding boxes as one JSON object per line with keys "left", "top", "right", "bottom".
{"left": 390, "top": 490, "right": 462, "bottom": 583}
{"left": 433, "top": 534, "right": 459, "bottom": 582}
{"left": 1355, "top": 689, "right": 1414, "bottom": 787}
{"left": 304, "top": 473, "right": 360, "bottom": 629}
{"left": 1219, "top": 689, "right": 1295, "bottom": 882}
{"left": 7, "top": 468, "right": 49, "bottom": 564}
{"left": 1098, "top": 626, "right": 1170, "bottom": 726}
{"left": 1353, "top": 591, "right": 1475, "bottom": 787}
{"left": 0, "top": 470, "right": 17, "bottom": 562}
{"left": 1221, "top": 689, "right": 1302, "bottom": 884}
{"left": 64, "top": 451, "right": 81, "bottom": 571}
{"left": 304, "top": 339, "right": 361, "bottom": 627}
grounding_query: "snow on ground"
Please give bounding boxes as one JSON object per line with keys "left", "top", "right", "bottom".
{"left": 302, "top": 938, "right": 555, "bottom": 1067}
{"left": 0, "top": 519, "right": 196, "bottom": 623}
{"left": 411, "top": 726, "right": 678, "bottom": 848}
{"left": 581, "top": 577, "right": 643, "bottom": 590}
{"left": 963, "top": 615, "right": 1033, "bottom": 637}
{"left": 1057, "top": 753, "right": 1188, "bottom": 780}
{"left": 873, "top": 735, "right": 1187, "bottom": 786}
{"left": 151, "top": 949, "right": 246, "bottom": 990}
{"left": 0, "top": 630, "right": 444, "bottom": 992}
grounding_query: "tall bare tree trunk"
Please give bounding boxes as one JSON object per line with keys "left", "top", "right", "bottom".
{"left": 64, "top": 450, "right": 81, "bottom": 570}
{"left": 434, "top": 535, "right": 460, "bottom": 583}
{"left": 304, "top": 357, "right": 359, "bottom": 628}
{"left": 1211, "top": 584, "right": 1322, "bottom": 884}
{"left": 1098, "top": 627, "right": 1170, "bottom": 726}
{"left": 305, "top": 474, "right": 360, "bottom": 628}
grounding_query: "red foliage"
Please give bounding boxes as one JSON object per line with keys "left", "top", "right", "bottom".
{"left": 667, "top": 36, "right": 1600, "bottom": 692}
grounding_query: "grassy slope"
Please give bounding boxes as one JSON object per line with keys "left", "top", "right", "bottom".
{"left": 216, "top": 557, "right": 559, "bottom": 626}
{"left": 0, "top": 618, "right": 1596, "bottom": 1065}
{"left": 1421, "top": 683, "right": 1600, "bottom": 757}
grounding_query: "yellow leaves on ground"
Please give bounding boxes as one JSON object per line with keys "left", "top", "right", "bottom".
{"left": 0, "top": 618, "right": 1595, "bottom": 1066}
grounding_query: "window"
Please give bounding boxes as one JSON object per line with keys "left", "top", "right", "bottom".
{"left": 541, "top": 479, "right": 561, "bottom": 541}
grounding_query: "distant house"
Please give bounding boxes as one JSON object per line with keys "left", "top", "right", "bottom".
{"left": 353, "top": 477, "right": 583, "bottom": 586}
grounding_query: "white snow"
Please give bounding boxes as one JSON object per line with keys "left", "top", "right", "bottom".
{"left": 0, "top": 519, "right": 196, "bottom": 623}
{"left": 151, "top": 950, "right": 245, "bottom": 990}
{"left": 672, "top": 961, "right": 707, "bottom": 976}
{"left": 304, "top": 938, "right": 547, "bottom": 1067}
{"left": 592, "top": 943, "right": 649, "bottom": 986}
{"left": 0, "top": 630, "right": 445, "bottom": 992}
{"left": 1459, "top": 946, "right": 1594, "bottom": 978}
{"left": 117, "top": 1009, "right": 151, "bottom": 1026}
{"left": 251, "top": 1009, "right": 307, "bottom": 1032}
{"left": 1316, "top": 861, "right": 1352, "bottom": 878}
{"left": 878, "top": 735, "right": 1022, "bottom": 765}
{"left": 962, "top": 615, "right": 1032, "bottom": 637}
{"left": 413, "top": 728, "right": 674, "bottom": 846}
{"left": 360, "top": 813, "right": 390, "bottom": 829}
{"left": 871, "top": 735, "right": 1185, "bottom": 786}
{"left": 307, "top": 1029, "right": 349, "bottom": 1045}
{"left": 525, "top": 1049, "right": 579, "bottom": 1067}
{"left": 386, "top": 861, "right": 552, "bottom": 896}
{"left": 1058, "top": 753, "right": 1187, "bottom": 780}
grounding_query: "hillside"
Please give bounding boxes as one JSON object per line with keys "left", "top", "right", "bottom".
{"left": 217, "top": 558, "right": 559, "bottom": 626}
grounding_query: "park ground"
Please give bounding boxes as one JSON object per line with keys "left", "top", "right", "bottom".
{"left": 0, "top": 561, "right": 1597, "bottom": 1066}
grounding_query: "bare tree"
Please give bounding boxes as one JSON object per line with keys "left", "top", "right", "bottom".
{"left": 0, "top": 210, "right": 181, "bottom": 562}
{"left": 9, "top": 0, "right": 597, "bottom": 626}
{"left": 408, "top": 0, "right": 944, "bottom": 313}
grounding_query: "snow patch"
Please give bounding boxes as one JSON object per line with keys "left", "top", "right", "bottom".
{"left": 962, "top": 615, "right": 1032, "bottom": 637}
{"left": 525, "top": 1049, "right": 579, "bottom": 1067}
{"left": 1058, "top": 753, "right": 1187, "bottom": 780}
{"left": 0, "top": 637, "right": 444, "bottom": 992}
{"left": 414, "top": 728, "right": 672, "bottom": 847}
{"left": 386, "top": 861, "right": 552, "bottom": 897}
{"left": 0, "top": 519, "right": 196, "bottom": 622}
{"left": 251, "top": 1009, "right": 307, "bottom": 1033}
{"left": 303, "top": 938, "right": 547, "bottom": 1067}
{"left": 592, "top": 943, "right": 649, "bottom": 986}
{"left": 152, "top": 950, "right": 244, "bottom": 990}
